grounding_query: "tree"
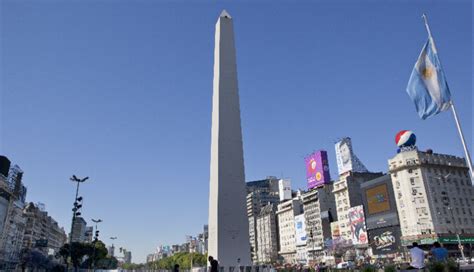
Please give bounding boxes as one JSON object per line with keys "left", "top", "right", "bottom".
{"left": 147, "top": 252, "right": 208, "bottom": 270}
{"left": 19, "top": 248, "right": 55, "bottom": 271}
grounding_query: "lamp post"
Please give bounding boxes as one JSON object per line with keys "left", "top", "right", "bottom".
{"left": 110, "top": 237, "right": 117, "bottom": 257}
{"left": 69, "top": 175, "right": 89, "bottom": 271}
{"left": 91, "top": 218, "right": 103, "bottom": 271}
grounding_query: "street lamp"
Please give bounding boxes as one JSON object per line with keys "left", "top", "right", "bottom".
{"left": 68, "top": 175, "right": 89, "bottom": 271}
{"left": 109, "top": 237, "right": 118, "bottom": 257}
{"left": 91, "top": 218, "right": 103, "bottom": 271}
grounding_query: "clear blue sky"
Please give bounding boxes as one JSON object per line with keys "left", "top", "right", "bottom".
{"left": 1, "top": 0, "right": 472, "bottom": 263}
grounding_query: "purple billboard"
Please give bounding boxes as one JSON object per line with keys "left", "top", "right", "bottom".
{"left": 305, "top": 150, "right": 331, "bottom": 189}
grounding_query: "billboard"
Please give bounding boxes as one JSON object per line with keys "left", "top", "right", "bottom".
{"left": 335, "top": 138, "right": 354, "bottom": 174}
{"left": 348, "top": 205, "right": 368, "bottom": 245}
{"left": 305, "top": 150, "right": 331, "bottom": 189}
{"left": 335, "top": 137, "right": 368, "bottom": 175}
{"left": 368, "top": 227, "right": 401, "bottom": 255}
{"left": 366, "top": 184, "right": 391, "bottom": 215}
{"left": 294, "top": 214, "right": 307, "bottom": 246}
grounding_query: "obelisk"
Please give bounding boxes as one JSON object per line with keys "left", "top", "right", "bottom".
{"left": 208, "top": 10, "right": 251, "bottom": 267}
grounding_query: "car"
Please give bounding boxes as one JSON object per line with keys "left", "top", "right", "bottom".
{"left": 336, "top": 261, "right": 355, "bottom": 269}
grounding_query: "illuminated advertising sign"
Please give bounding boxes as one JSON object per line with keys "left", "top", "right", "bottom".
{"left": 369, "top": 227, "right": 401, "bottom": 255}
{"left": 348, "top": 205, "right": 368, "bottom": 245}
{"left": 294, "top": 214, "right": 307, "bottom": 246}
{"left": 366, "top": 184, "right": 391, "bottom": 215}
{"left": 305, "top": 150, "right": 331, "bottom": 189}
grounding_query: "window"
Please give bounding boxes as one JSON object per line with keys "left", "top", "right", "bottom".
{"left": 410, "top": 178, "right": 416, "bottom": 185}
{"left": 408, "top": 169, "right": 413, "bottom": 174}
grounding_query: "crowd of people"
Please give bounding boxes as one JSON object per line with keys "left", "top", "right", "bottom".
{"left": 168, "top": 242, "right": 454, "bottom": 271}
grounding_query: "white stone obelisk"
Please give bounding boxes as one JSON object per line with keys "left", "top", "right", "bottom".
{"left": 208, "top": 10, "right": 251, "bottom": 267}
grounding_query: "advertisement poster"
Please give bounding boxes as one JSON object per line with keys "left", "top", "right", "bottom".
{"left": 335, "top": 138, "right": 354, "bottom": 175}
{"left": 294, "top": 214, "right": 307, "bottom": 246}
{"left": 348, "top": 205, "right": 368, "bottom": 245}
{"left": 369, "top": 227, "right": 401, "bottom": 255}
{"left": 366, "top": 184, "right": 391, "bottom": 215}
{"left": 305, "top": 150, "right": 331, "bottom": 189}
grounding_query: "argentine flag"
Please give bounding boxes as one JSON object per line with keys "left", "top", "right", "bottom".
{"left": 407, "top": 36, "right": 452, "bottom": 119}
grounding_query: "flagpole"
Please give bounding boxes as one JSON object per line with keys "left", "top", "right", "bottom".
{"left": 422, "top": 14, "right": 474, "bottom": 184}
{"left": 450, "top": 102, "right": 474, "bottom": 183}
{"left": 422, "top": 14, "right": 433, "bottom": 38}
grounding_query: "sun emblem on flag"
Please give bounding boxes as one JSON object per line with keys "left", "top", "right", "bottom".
{"left": 422, "top": 67, "right": 433, "bottom": 79}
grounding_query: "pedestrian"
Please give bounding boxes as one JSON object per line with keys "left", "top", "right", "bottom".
{"left": 208, "top": 255, "right": 219, "bottom": 272}
{"left": 173, "top": 264, "right": 180, "bottom": 272}
{"left": 431, "top": 242, "right": 448, "bottom": 262}
{"left": 408, "top": 242, "right": 425, "bottom": 270}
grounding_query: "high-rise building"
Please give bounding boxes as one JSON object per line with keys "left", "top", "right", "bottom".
{"left": 256, "top": 204, "right": 279, "bottom": 264}
{"left": 7, "top": 165, "right": 25, "bottom": 202}
{"left": 277, "top": 197, "right": 303, "bottom": 264}
{"left": 302, "top": 185, "right": 337, "bottom": 264}
{"left": 208, "top": 10, "right": 251, "bottom": 267}
{"left": 22, "top": 202, "right": 67, "bottom": 255}
{"left": 108, "top": 245, "right": 115, "bottom": 257}
{"left": 0, "top": 200, "right": 26, "bottom": 269}
{"left": 389, "top": 148, "right": 474, "bottom": 250}
{"left": 123, "top": 249, "right": 132, "bottom": 264}
{"left": 279, "top": 179, "right": 292, "bottom": 202}
{"left": 0, "top": 156, "right": 11, "bottom": 180}
{"left": 246, "top": 177, "right": 280, "bottom": 263}
{"left": 247, "top": 177, "right": 280, "bottom": 195}
{"left": 84, "top": 226, "right": 93, "bottom": 242}
{"left": 332, "top": 172, "right": 384, "bottom": 241}
{"left": 196, "top": 224, "right": 209, "bottom": 254}
{"left": 70, "top": 216, "right": 87, "bottom": 243}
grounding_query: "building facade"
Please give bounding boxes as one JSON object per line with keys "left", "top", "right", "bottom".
{"left": 22, "top": 202, "right": 67, "bottom": 255}
{"left": 332, "top": 172, "right": 384, "bottom": 241}
{"left": 123, "top": 250, "right": 132, "bottom": 264}
{"left": 70, "top": 216, "right": 87, "bottom": 243}
{"left": 389, "top": 148, "right": 474, "bottom": 249}
{"left": 277, "top": 197, "right": 303, "bottom": 264}
{"left": 256, "top": 204, "right": 279, "bottom": 264}
{"left": 302, "top": 185, "right": 336, "bottom": 263}
{"left": 246, "top": 177, "right": 280, "bottom": 263}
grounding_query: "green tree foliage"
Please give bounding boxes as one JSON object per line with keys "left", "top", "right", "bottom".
{"left": 145, "top": 252, "right": 207, "bottom": 270}
{"left": 58, "top": 240, "right": 117, "bottom": 270}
